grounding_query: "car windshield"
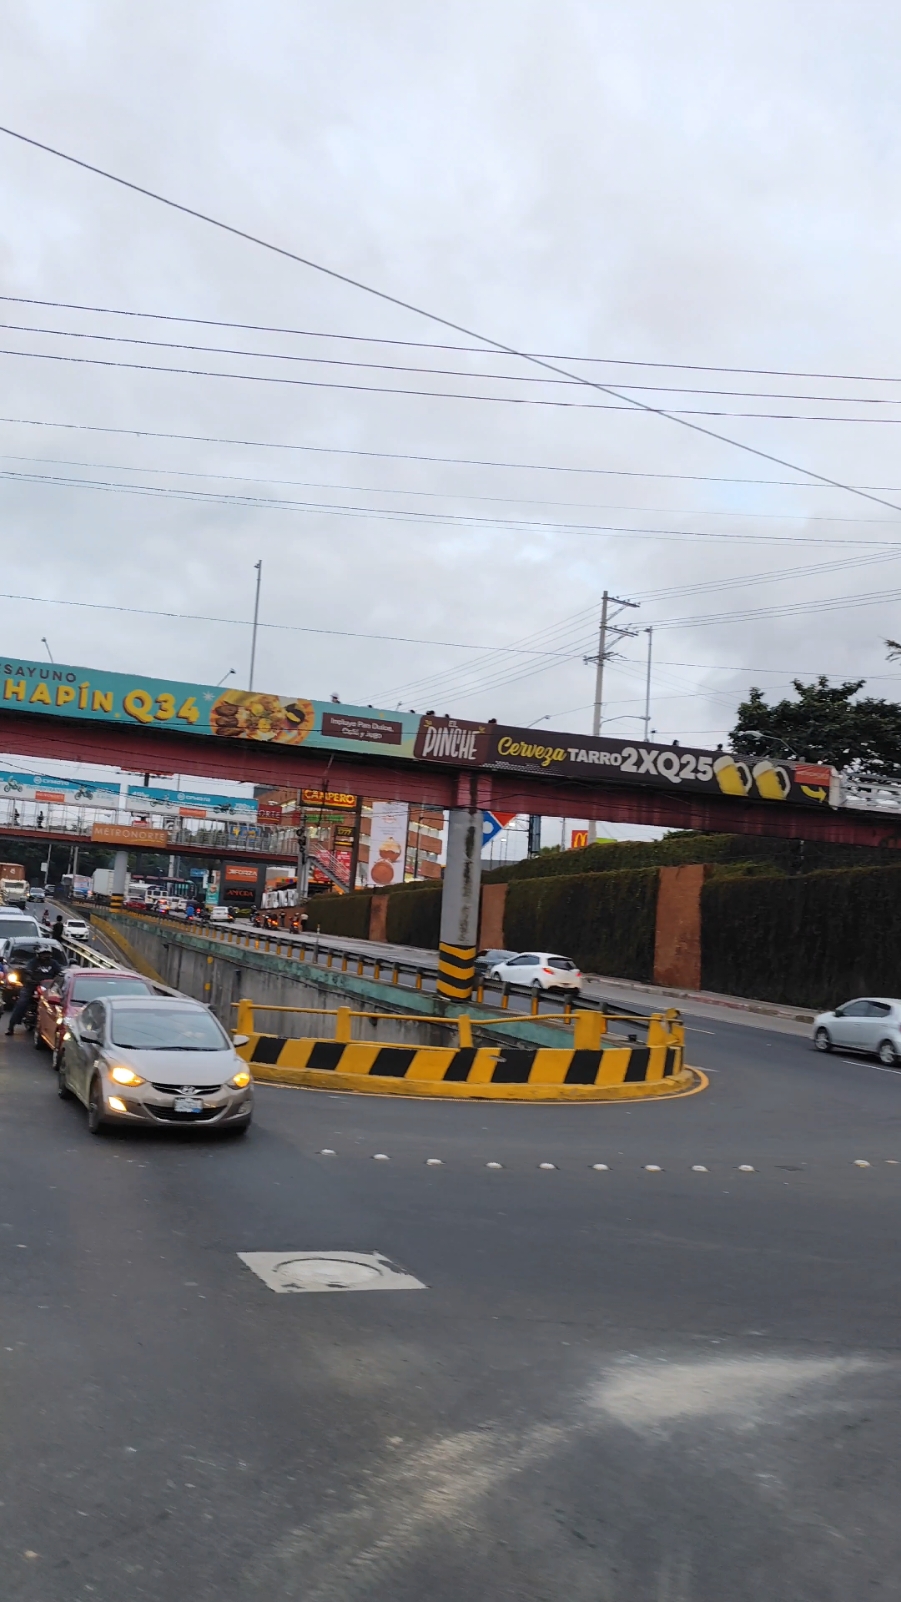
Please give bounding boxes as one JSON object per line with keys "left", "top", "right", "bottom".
{"left": 6, "top": 941, "right": 41, "bottom": 962}
{"left": 71, "top": 976, "right": 150, "bottom": 1003}
{"left": 109, "top": 1006, "right": 228, "bottom": 1051}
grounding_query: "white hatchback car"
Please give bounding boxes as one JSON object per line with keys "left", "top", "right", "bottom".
{"left": 489, "top": 951, "right": 583, "bottom": 993}
{"left": 813, "top": 997, "right": 901, "bottom": 1065}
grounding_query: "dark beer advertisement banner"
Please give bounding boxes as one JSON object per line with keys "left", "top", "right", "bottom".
{"left": 413, "top": 716, "right": 833, "bottom": 807}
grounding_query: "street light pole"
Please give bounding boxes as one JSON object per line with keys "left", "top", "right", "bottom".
{"left": 248, "top": 561, "right": 262, "bottom": 691}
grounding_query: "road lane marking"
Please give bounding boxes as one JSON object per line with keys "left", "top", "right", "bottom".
{"left": 238, "top": 1251, "right": 426, "bottom": 1294}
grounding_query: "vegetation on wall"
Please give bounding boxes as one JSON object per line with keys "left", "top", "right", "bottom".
{"left": 305, "top": 890, "right": 372, "bottom": 939}
{"left": 701, "top": 864, "right": 901, "bottom": 1010}
{"left": 503, "top": 868, "right": 659, "bottom": 982}
{"left": 385, "top": 887, "right": 442, "bottom": 949}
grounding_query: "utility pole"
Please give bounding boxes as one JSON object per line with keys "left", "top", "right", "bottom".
{"left": 249, "top": 560, "right": 262, "bottom": 691}
{"left": 643, "top": 627, "right": 653, "bottom": 742}
{"left": 585, "top": 590, "right": 638, "bottom": 842}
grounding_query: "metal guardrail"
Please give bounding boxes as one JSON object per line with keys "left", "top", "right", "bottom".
{"left": 231, "top": 998, "right": 683, "bottom": 1051}
{"left": 123, "top": 910, "right": 652, "bottom": 1025}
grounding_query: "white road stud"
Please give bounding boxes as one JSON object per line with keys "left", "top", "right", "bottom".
{"left": 691, "top": 1165, "right": 708, "bottom": 1172}
{"left": 425, "top": 1158, "right": 443, "bottom": 1166}
{"left": 644, "top": 1164, "right": 662, "bottom": 1172}
{"left": 238, "top": 1251, "right": 426, "bottom": 1294}
{"left": 373, "top": 1153, "right": 390, "bottom": 1161}
{"left": 486, "top": 1161, "right": 503, "bottom": 1169}
{"left": 538, "top": 1162, "right": 557, "bottom": 1170}
{"left": 853, "top": 1159, "right": 871, "bottom": 1167}
{"left": 319, "top": 1149, "right": 336, "bottom": 1156}
{"left": 738, "top": 1165, "right": 755, "bottom": 1172}
{"left": 591, "top": 1163, "right": 609, "bottom": 1171}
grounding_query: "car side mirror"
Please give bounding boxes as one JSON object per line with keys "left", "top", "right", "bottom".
{"left": 79, "top": 1025, "right": 101, "bottom": 1044}
{"left": 833, "top": 1006, "right": 845, "bottom": 1017}
{"left": 232, "top": 1034, "right": 250, "bottom": 1048}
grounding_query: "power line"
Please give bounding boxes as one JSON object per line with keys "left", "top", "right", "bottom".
{"left": 6, "top": 318, "right": 901, "bottom": 407}
{"left": 5, "top": 124, "right": 901, "bottom": 518}
{"left": 9, "top": 340, "right": 901, "bottom": 420}
{"left": 6, "top": 411, "right": 901, "bottom": 492}
{"left": 5, "top": 462, "right": 901, "bottom": 550}
{"left": 6, "top": 448, "right": 901, "bottom": 527}
{"left": 6, "top": 292, "right": 901, "bottom": 386}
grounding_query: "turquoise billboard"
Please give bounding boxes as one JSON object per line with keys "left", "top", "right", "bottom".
{"left": 0, "top": 658, "right": 418, "bottom": 757}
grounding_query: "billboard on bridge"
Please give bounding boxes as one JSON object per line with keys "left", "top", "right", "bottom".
{"left": 0, "top": 658, "right": 418, "bottom": 758}
{"left": 413, "top": 716, "right": 833, "bottom": 809}
{"left": 0, "top": 657, "right": 834, "bottom": 811}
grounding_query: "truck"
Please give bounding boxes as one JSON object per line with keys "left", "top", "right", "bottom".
{"left": 0, "top": 863, "right": 28, "bottom": 907}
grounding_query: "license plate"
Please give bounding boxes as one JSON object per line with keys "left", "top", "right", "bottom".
{"left": 174, "top": 1097, "right": 203, "bottom": 1113}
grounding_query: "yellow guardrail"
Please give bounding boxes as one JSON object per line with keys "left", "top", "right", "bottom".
{"left": 230, "top": 1000, "right": 697, "bottom": 1102}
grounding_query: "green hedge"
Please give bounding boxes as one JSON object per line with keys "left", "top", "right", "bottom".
{"left": 305, "top": 891, "right": 372, "bottom": 939}
{"left": 503, "top": 868, "right": 659, "bottom": 981}
{"left": 702, "top": 863, "right": 901, "bottom": 1009}
{"left": 385, "top": 887, "right": 442, "bottom": 949}
{"left": 482, "top": 831, "right": 898, "bottom": 884}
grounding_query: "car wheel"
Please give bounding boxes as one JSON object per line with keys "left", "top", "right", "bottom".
{"left": 814, "top": 1027, "right": 832, "bottom": 1053}
{"left": 878, "top": 1039, "right": 898, "bottom": 1068}
{"left": 33, "top": 1024, "right": 48, "bottom": 1052}
{"left": 87, "top": 1075, "right": 106, "bottom": 1135}
{"left": 57, "top": 1061, "right": 72, "bottom": 1099}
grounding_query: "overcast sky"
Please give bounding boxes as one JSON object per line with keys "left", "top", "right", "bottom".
{"left": 1, "top": 0, "right": 901, "bottom": 775}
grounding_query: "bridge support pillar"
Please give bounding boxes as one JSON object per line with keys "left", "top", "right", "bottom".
{"left": 110, "top": 849, "right": 127, "bottom": 912}
{"left": 437, "top": 807, "right": 483, "bottom": 999}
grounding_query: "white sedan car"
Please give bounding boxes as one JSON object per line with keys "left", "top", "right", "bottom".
{"left": 489, "top": 951, "right": 583, "bottom": 993}
{"left": 63, "top": 917, "right": 90, "bottom": 941}
{"left": 813, "top": 997, "right": 901, "bottom": 1066}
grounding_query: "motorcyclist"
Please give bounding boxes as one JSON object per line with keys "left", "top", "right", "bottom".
{"left": 6, "top": 944, "right": 65, "bottom": 1036}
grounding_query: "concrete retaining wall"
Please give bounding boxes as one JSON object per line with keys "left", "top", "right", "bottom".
{"left": 94, "top": 912, "right": 558, "bottom": 1050}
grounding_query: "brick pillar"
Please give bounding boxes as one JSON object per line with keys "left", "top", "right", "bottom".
{"left": 368, "top": 892, "right": 388, "bottom": 942}
{"left": 478, "top": 882, "right": 507, "bottom": 950}
{"left": 653, "top": 864, "right": 706, "bottom": 991}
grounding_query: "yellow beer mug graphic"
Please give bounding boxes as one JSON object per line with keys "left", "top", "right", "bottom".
{"left": 713, "top": 754, "right": 752, "bottom": 795}
{"left": 752, "top": 759, "right": 791, "bottom": 801}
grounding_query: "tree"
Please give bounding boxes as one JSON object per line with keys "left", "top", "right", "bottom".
{"left": 730, "top": 677, "right": 901, "bottom": 777}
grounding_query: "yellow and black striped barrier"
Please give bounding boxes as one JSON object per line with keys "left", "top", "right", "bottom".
{"left": 436, "top": 942, "right": 477, "bottom": 1000}
{"left": 233, "top": 1003, "right": 703, "bottom": 1101}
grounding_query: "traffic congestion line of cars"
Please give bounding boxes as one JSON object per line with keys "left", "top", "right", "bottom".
{"left": 0, "top": 903, "right": 254, "bottom": 1137}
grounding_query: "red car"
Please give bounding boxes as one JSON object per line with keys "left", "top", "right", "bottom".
{"left": 34, "top": 966, "right": 158, "bottom": 1066}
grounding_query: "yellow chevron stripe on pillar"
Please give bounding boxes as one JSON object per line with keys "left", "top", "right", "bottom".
{"left": 437, "top": 941, "right": 476, "bottom": 999}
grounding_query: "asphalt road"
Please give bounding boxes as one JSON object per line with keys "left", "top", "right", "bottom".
{"left": 2, "top": 1011, "right": 900, "bottom": 1600}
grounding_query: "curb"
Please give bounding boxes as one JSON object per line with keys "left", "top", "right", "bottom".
{"left": 238, "top": 1033, "right": 705, "bottom": 1102}
{"left": 249, "top": 1063, "right": 707, "bottom": 1101}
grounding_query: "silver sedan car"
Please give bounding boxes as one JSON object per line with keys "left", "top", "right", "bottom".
{"left": 813, "top": 997, "right": 901, "bottom": 1066}
{"left": 59, "top": 994, "right": 253, "bottom": 1135}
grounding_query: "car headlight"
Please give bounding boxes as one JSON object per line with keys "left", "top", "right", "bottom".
{"left": 110, "top": 1065, "right": 145, "bottom": 1086}
{"left": 230, "top": 1069, "right": 252, "bottom": 1089}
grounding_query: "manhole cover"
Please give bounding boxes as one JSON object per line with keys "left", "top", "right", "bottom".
{"left": 237, "top": 1251, "right": 427, "bottom": 1294}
